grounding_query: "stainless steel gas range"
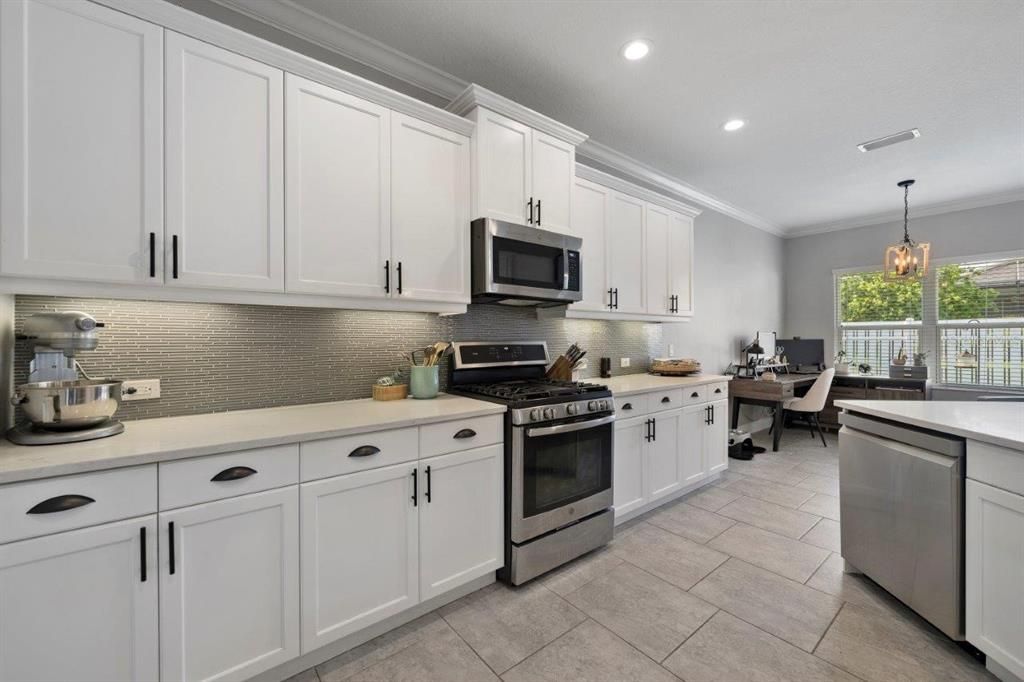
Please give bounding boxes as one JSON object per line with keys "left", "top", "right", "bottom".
{"left": 448, "top": 341, "right": 615, "bottom": 585}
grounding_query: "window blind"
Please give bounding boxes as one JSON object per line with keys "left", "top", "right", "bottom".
{"left": 835, "top": 270, "right": 921, "bottom": 373}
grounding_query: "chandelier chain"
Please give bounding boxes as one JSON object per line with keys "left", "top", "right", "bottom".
{"left": 903, "top": 183, "right": 910, "bottom": 242}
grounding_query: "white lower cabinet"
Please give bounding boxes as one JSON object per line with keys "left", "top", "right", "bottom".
{"left": 0, "top": 516, "right": 158, "bottom": 682}
{"left": 646, "top": 409, "right": 683, "bottom": 502}
{"left": 300, "top": 462, "right": 418, "bottom": 653}
{"left": 613, "top": 416, "right": 647, "bottom": 517}
{"left": 159, "top": 486, "right": 300, "bottom": 682}
{"left": 966, "top": 478, "right": 1024, "bottom": 679}
{"left": 706, "top": 399, "right": 729, "bottom": 475}
{"left": 681, "top": 405, "right": 707, "bottom": 485}
{"left": 419, "top": 445, "right": 504, "bottom": 601}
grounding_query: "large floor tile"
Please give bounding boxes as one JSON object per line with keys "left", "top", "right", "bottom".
{"left": 502, "top": 620, "right": 680, "bottom": 682}
{"left": 722, "top": 476, "right": 816, "bottom": 509}
{"left": 343, "top": 620, "right": 497, "bottom": 682}
{"left": 538, "top": 546, "right": 624, "bottom": 597}
{"left": 646, "top": 501, "right": 736, "bottom": 543}
{"left": 796, "top": 473, "right": 841, "bottom": 497}
{"left": 708, "top": 523, "right": 830, "bottom": 583}
{"left": 565, "top": 561, "right": 717, "bottom": 662}
{"left": 716, "top": 494, "right": 823, "bottom": 539}
{"left": 683, "top": 485, "right": 741, "bottom": 512}
{"left": 801, "top": 518, "right": 841, "bottom": 552}
{"left": 611, "top": 523, "right": 728, "bottom": 590}
{"left": 800, "top": 493, "right": 840, "bottom": 521}
{"left": 662, "top": 611, "right": 858, "bottom": 682}
{"left": 690, "top": 558, "right": 842, "bottom": 652}
{"left": 815, "top": 602, "right": 994, "bottom": 682}
{"left": 318, "top": 613, "right": 450, "bottom": 682}
{"left": 796, "top": 460, "right": 840, "bottom": 479}
{"left": 805, "top": 553, "right": 897, "bottom": 612}
{"left": 440, "top": 582, "right": 585, "bottom": 674}
{"left": 726, "top": 456, "right": 808, "bottom": 486}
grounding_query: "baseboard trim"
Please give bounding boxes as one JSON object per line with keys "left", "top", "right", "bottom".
{"left": 613, "top": 473, "right": 723, "bottom": 526}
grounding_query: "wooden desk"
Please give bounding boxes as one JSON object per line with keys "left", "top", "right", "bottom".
{"left": 729, "top": 375, "right": 817, "bottom": 451}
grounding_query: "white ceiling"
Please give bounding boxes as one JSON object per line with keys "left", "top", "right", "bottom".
{"left": 225, "top": 0, "right": 1024, "bottom": 235}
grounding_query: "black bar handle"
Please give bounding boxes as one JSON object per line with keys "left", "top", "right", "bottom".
{"left": 425, "top": 465, "right": 432, "bottom": 503}
{"left": 140, "top": 526, "right": 147, "bottom": 583}
{"left": 644, "top": 419, "right": 651, "bottom": 442}
{"left": 527, "top": 197, "right": 534, "bottom": 224}
{"left": 652, "top": 417, "right": 657, "bottom": 441}
{"left": 168, "top": 522, "right": 176, "bottom": 575}
{"left": 384, "top": 260, "right": 390, "bottom": 293}
{"left": 710, "top": 404, "right": 715, "bottom": 425}
{"left": 661, "top": 396, "right": 671, "bottom": 404}
{"left": 705, "top": 405, "right": 712, "bottom": 425}
{"left": 536, "top": 199, "right": 542, "bottom": 226}
{"left": 411, "top": 468, "right": 418, "bottom": 506}
{"left": 613, "top": 288, "right": 619, "bottom": 309}
{"left": 172, "top": 235, "right": 179, "bottom": 279}
{"left": 397, "top": 262, "right": 403, "bottom": 294}
{"left": 348, "top": 445, "right": 381, "bottom": 458}
{"left": 622, "top": 402, "right": 633, "bottom": 411}
{"left": 453, "top": 428, "right": 476, "bottom": 439}
{"left": 608, "top": 288, "right": 614, "bottom": 309}
{"left": 149, "top": 232, "right": 156, "bottom": 278}
{"left": 27, "top": 494, "right": 95, "bottom": 514}
{"left": 211, "top": 465, "right": 257, "bottom": 482}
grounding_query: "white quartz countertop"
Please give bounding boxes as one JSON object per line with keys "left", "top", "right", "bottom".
{"left": 835, "top": 400, "right": 1024, "bottom": 452}
{"left": 602, "top": 373, "right": 731, "bottom": 397}
{"left": 0, "top": 394, "right": 505, "bottom": 485}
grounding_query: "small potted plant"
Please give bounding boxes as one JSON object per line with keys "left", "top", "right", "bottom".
{"left": 834, "top": 350, "right": 851, "bottom": 375}
{"left": 892, "top": 342, "right": 907, "bottom": 366}
{"left": 913, "top": 351, "right": 929, "bottom": 367}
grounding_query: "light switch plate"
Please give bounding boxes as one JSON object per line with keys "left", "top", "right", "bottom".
{"left": 620, "top": 357, "right": 631, "bottom": 368}
{"left": 122, "top": 379, "right": 161, "bottom": 401}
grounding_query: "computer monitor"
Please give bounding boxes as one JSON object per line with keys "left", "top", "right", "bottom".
{"left": 777, "top": 338, "right": 825, "bottom": 371}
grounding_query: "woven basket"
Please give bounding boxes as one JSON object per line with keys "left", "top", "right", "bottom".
{"left": 372, "top": 383, "right": 409, "bottom": 401}
{"left": 650, "top": 358, "right": 702, "bottom": 376}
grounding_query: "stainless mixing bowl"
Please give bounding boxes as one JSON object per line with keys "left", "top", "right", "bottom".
{"left": 11, "top": 379, "right": 123, "bottom": 430}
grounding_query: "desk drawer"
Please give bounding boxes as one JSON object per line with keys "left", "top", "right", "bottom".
{"left": 0, "top": 465, "right": 156, "bottom": 544}
{"left": 420, "top": 415, "right": 502, "bottom": 457}
{"left": 615, "top": 394, "right": 648, "bottom": 416}
{"left": 159, "top": 444, "right": 298, "bottom": 510}
{"left": 682, "top": 385, "right": 708, "bottom": 405}
{"left": 302, "top": 427, "right": 418, "bottom": 481}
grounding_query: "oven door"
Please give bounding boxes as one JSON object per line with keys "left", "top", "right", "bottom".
{"left": 510, "top": 414, "right": 614, "bottom": 543}
{"left": 473, "top": 219, "right": 582, "bottom": 302}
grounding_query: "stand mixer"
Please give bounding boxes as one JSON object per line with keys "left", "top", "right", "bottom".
{"left": 8, "top": 311, "right": 125, "bottom": 445}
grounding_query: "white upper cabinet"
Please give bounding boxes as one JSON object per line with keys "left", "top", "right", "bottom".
{"left": 165, "top": 32, "right": 285, "bottom": 292}
{"left": 668, "top": 212, "right": 695, "bottom": 316}
{"left": 607, "top": 191, "right": 647, "bottom": 314}
{"left": 0, "top": 0, "right": 163, "bottom": 284}
{"left": 285, "top": 75, "right": 390, "bottom": 297}
{"left": 645, "top": 204, "right": 672, "bottom": 315}
{"left": 391, "top": 112, "right": 471, "bottom": 303}
{"left": 447, "top": 85, "right": 586, "bottom": 233}
{"left": 571, "top": 178, "right": 611, "bottom": 311}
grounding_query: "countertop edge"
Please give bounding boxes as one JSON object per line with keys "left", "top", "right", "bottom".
{"left": 603, "top": 374, "right": 731, "bottom": 397}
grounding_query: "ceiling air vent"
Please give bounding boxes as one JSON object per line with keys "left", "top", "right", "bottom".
{"left": 857, "top": 128, "right": 920, "bottom": 152}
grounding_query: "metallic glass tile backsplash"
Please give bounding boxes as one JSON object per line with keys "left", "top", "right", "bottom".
{"left": 13, "top": 296, "right": 663, "bottom": 422}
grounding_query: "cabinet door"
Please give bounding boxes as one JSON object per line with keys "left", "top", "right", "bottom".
{"left": 419, "top": 445, "right": 503, "bottom": 601}
{"left": 572, "top": 178, "right": 611, "bottom": 311}
{"left": 607, "top": 192, "right": 646, "bottom": 313}
{"left": 473, "top": 108, "right": 531, "bottom": 224}
{"left": 160, "top": 487, "right": 299, "bottom": 682}
{"left": 681, "top": 404, "right": 707, "bottom": 486}
{"left": 668, "top": 212, "right": 694, "bottom": 315}
{"left": 0, "top": 516, "right": 158, "bottom": 682}
{"left": 966, "top": 479, "right": 1024, "bottom": 679}
{"left": 165, "top": 32, "right": 284, "bottom": 291}
{"left": 0, "top": 0, "right": 163, "bottom": 283}
{"left": 646, "top": 409, "right": 683, "bottom": 501}
{"left": 530, "top": 131, "right": 574, "bottom": 232}
{"left": 705, "top": 399, "right": 729, "bottom": 476}
{"left": 391, "top": 112, "right": 471, "bottom": 303}
{"left": 285, "top": 75, "right": 390, "bottom": 297}
{"left": 300, "top": 463, "right": 418, "bottom": 653}
{"left": 644, "top": 204, "right": 672, "bottom": 314}
{"left": 613, "top": 415, "right": 646, "bottom": 520}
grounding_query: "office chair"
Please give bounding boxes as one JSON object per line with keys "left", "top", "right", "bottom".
{"left": 769, "top": 368, "right": 836, "bottom": 447}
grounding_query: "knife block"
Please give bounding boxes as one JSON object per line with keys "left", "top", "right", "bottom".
{"left": 545, "top": 355, "right": 573, "bottom": 382}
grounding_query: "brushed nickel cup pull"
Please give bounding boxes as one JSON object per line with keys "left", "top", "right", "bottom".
{"left": 211, "top": 466, "right": 257, "bottom": 482}
{"left": 453, "top": 428, "right": 477, "bottom": 439}
{"left": 622, "top": 403, "right": 633, "bottom": 410}
{"left": 690, "top": 391, "right": 700, "bottom": 398}
{"left": 27, "top": 494, "right": 95, "bottom": 514}
{"left": 661, "top": 396, "right": 671, "bottom": 403}
{"left": 349, "top": 445, "right": 381, "bottom": 458}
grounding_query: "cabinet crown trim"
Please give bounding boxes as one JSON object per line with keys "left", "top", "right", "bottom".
{"left": 446, "top": 84, "right": 588, "bottom": 146}
{"left": 576, "top": 164, "right": 702, "bottom": 218}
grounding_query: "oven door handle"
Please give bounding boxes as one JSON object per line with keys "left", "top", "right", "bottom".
{"left": 526, "top": 414, "right": 616, "bottom": 437}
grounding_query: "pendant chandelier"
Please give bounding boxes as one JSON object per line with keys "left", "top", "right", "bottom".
{"left": 884, "top": 179, "right": 930, "bottom": 279}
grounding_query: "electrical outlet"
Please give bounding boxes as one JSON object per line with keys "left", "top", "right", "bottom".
{"left": 122, "top": 379, "right": 161, "bottom": 401}
{"left": 620, "top": 357, "right": 631, "bottom": 368}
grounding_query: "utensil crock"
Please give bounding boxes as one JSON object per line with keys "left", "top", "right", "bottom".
{"left": 409, "top": 366, "right": 439, "bottom": 399}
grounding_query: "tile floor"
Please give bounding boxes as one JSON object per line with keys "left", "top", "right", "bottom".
{"left": 288, "top": 432, "right": 994, "bottom": 682}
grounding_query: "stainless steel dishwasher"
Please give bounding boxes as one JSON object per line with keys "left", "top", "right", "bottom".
{"left": 838, "top": 411, "right": 966, "bottom": 640}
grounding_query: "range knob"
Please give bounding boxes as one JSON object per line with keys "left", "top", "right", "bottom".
{"left": 566, "top": 403, "right": 579, "bottom": 415}
{"left": 587, "top": 401, "right": 597, "bottom": 411}
{"left": 600, "top": 400, "right": 609, "bottom": 411}
{"left": 542, "top": 408, "right": 556, "bottom": 420}
{"left": 529, "top": 409, "right": 540, "bottom": 422}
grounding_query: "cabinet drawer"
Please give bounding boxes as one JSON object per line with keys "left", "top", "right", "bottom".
{"left": 159, "top": 444, "right": 298, "bottom": 510}
{"left": 302, "top": 427, "right": 418, "bottom": 481}
{"left": 420, "top": 415, "right": 502, "bottom": 458}
{"left": 706, "top": 382, "right": 728, "bottom": 401}
{"left": 649, "top": 389, "right": 684, "bottom": 411}
{"left": 682, "top": 385, "right": 708, "bottom": 406}
{"left": 615, "top": 394, "right": 648, "bottom": 417}
{"left": 0, "top": 465, "right": 156, "bottom": 544}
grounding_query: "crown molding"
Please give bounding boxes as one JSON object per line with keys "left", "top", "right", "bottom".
{"left": 446, "top": 84, "right": 588, "bottom": 146}
{"left": 575, "top": 164, "right": 702, "bottom": 218}
{"left": 784, "top": 189, "right": 1024, "bottom": 239}
{"left": 576, "top": 141, "right": 784, "bottom": 236}
{"left": 207, "top": 0, "right": 468, "bottom": 100}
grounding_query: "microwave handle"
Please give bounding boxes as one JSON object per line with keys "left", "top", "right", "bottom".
{"left": 559, "top": 248, "right": 569, "bottom": 290}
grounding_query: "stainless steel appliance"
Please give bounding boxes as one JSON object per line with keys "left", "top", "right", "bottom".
{"left": 448, "top": 341, "right": 614, "bottom": 584}
{"left": 8, "top": 311, "right": 125, "bottom": 445}
{"left": 471, "top": 218, "right": 582, "bottom": 306}
{"left": 838, "top": 410, "right": 966, "bottom": 640}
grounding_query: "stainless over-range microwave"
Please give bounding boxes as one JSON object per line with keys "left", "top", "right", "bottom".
{"left": 471, "top": 218, "right": 582, "bottom": 306}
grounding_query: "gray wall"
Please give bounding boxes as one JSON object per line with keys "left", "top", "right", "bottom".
{"left": 784, "top": 200, "right": 1024, "bottom": 398}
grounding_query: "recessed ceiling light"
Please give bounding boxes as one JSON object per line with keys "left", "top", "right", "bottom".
{"left": 723, "top": 119, "right": 746, "bottom": 132}
{"left": 621, "top": 40, "right": 651, "bottom": 61}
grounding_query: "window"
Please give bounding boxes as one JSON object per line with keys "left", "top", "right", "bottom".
{"left": 835, "top": 255, "right": 1024, "bottom": 390}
